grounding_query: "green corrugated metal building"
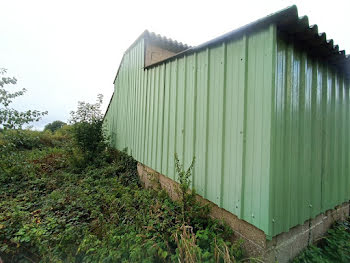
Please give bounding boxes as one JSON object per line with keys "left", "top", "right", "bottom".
{"left": 104, "top": 5, "right": 350, "bottom": 239}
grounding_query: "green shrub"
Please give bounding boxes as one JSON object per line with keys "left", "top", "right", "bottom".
{"left": 68, "top": 94, "right": 107, "bottom": 166}
{"left": 71, "top": 120, "right": 105, "bottom": 162}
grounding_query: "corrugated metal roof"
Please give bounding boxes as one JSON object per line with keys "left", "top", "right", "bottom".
{"left": 144, "top": 30, "right": 190, "bottom": 53}
{"left": 144, "top": 5, "right": 350, "bottom": 79}
{"left": 124, "top": 30, "right": 190, "bottom": 54}
{"left": 276, "top": 7, "right": 349, "bottom": 78}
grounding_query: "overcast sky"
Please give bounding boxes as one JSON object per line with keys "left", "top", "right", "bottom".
{"left": 1, "top": 0, "right": 349, "bottom": 129}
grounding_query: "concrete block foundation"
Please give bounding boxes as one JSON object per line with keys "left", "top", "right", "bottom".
{"left": 137, "top": 162, "right": 350, "bottom": 263}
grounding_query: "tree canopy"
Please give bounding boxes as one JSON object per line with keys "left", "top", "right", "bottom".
{"left": 44, "top": 120, "right": 66, "bottom": 132}
{"left": 0, "top": 68, "right": 48, "bottom": 129}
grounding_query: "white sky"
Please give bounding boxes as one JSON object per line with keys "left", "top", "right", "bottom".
{"left": 1, "top": 0, "right": 349, "bottom": 129}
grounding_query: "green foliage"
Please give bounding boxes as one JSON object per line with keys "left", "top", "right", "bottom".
{"left": 69, "top": 94, "right": 103, "bottom": 124}
{"left": 0, "top": 68, "right": 48, "bottom": 129}
{"left": 69, "top": 95, "right": 107, "bottom": 166}
{"left": 0, "top": 129, "right": 247, "bottom": 262}
{"left": 44, "top": 120, "right": 66, "bottom": 132}
{"left": 175, "top": 153, "right": 196, "bottom": 223}
{"left": 174, "top": 153, "right": 212, "bottom": 231}
{"left": 0, "top": 129, "right": 68, "bottom": 153}
{"left": 293, "top": 220, "right": 350, "bottom": 263}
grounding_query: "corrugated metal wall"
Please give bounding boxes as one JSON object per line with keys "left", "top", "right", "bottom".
{"left": 105, "top": 24, "right": 350, "bottom": 238}
{"left": 105, "top": 25, "right": 276, "bottom": 236}
{"left": 269, "top": 36, "right": 350, "bottom": 237}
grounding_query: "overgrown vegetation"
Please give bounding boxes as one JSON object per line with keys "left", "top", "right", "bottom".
{"left": 44, "top": 121, "right": 66, "bottom": 133}
{"left": 0, "top": 93, "right": 248, "bottom": 262}
{"left": 0, "top": 128, "right": 247, "bottom": 262}
{"left": 293, "top": 220, "right": 350, "bottom": 263}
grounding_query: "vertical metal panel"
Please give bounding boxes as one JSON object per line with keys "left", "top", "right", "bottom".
{"left": 140, "top": 56, "right": 148, "bottom": 165}
{"left": 167, "top": 60, "right": 177, "bottom": 181}
{"left": 183, "top": 54, "right": 196, "bottom": 183}
{"left": 311, "top": 61, "right": 323, "bottom": 218}
{"left": 270, "top": 36, "right": 350, "bottom": 237}
{"left": 151, "top": 67, "right": 158, "bottom": 169}
{"left": 222, "top": 36, "right": 246, "bottom": 217}
{"left": 135, "top": 44, "right": 142, "bottom": 161}
{"left": 193, "top": 49, "right": 209, "bottom": 196}
{"left": 146, "top": 69, "right": 154, "bottom": 165}
{"left": 175, "top": 58, "right": 186, "bottom": 177}
{"left": 156, "top": 65, "right": 165, "bottom": 173}
{"left": 161, "top": 64, "right": 171, "bottom": 177}
{"left": 243, "top": 26, "right": 273, "bottom": 232}
{"left": 207, "top": 44, "right": 225, "bottom": 204}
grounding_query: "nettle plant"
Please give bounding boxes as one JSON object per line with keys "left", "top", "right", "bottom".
{"left": 174, "top": 153, "right": 196, "bottom": 223}
{"left": 0, "top": 68, "right": 47, "bottom": 129}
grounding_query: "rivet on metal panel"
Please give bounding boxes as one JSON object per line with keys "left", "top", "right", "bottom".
{"left": 272, "top": 219, "right": 275, "bottom": 223}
